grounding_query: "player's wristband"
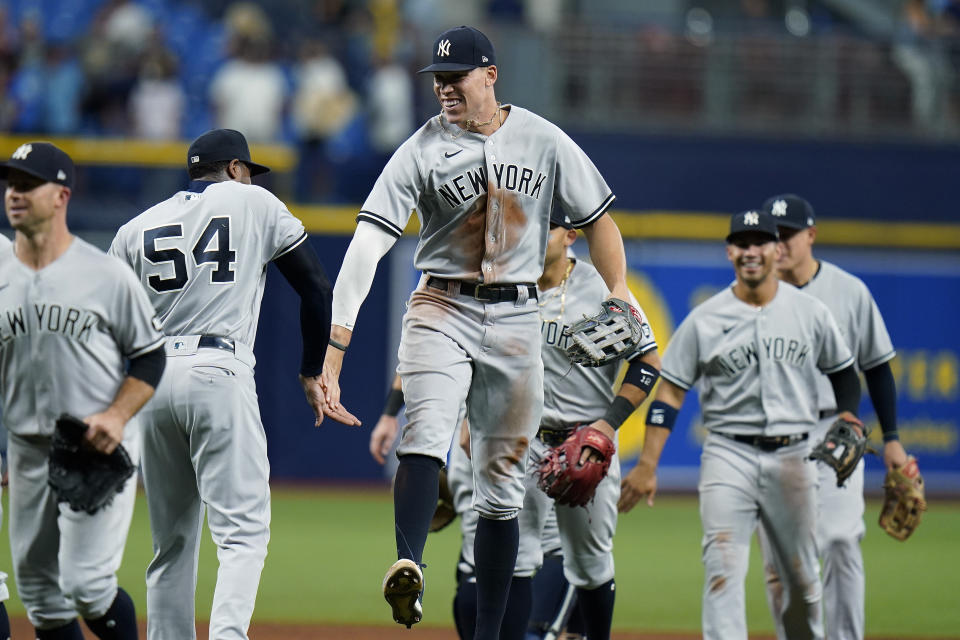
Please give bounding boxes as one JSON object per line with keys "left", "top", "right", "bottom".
{"left": 383, "top": 388, "right": 405, "bottom": 417}
{"left": 623, "top": 360, "right": 659, "bottom": 394}
{"left": 328, "top": 339, "right": 348, "bottom": 352}
{"left": 602, "top": 396, "right": 635, "bottom": 431}
{"left": 646, "top": 400, "right": 679, "bottom": 431}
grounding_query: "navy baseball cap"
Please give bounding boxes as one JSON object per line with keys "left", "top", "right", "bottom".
{"left": 726, "top": 210, "right": 779, "bottom": 244}
{"left": 187, "top": 129, "right": 270, "bottom": 176}
{"left": 549, "top": 210, "right": 574, "bottom": 229}
{"left": 0, "top": 142, "right": 75, "bottom": 189}
{"left": 418, "top": 26, "right": 496, "bottom": 74}
{"left": 762, "top": 194, "right": 815, "bottom": 230}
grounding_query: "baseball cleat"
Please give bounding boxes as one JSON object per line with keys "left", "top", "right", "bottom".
{"left": 382, "top": 558, "right": 423, "bottom": 628}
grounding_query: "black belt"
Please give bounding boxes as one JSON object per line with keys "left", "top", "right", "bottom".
{"left": 197, "top": 335, "right": 235, "bottom": 353}
{"left": 537, "top": 425, "right": 577, "bottom": 447}
{"left": 718, "top": 432, "right": 808, "bottom": 452}
{"left": 819, "top": 410, "right": 836, "bottom": 420}
{"left": 426, "top": 277, "right": 537, "bottom": 303}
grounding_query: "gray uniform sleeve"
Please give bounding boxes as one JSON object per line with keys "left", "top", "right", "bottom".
{"left": 261, "top": 190, "right": 308, "bottom": 261}
{"left": 108, "top": 260, "right": 165, "bottom": 358}
{"left": 553, "top": 130, "right": 615, "bottom": 228}
{"left": 853, "top": 281, "right": 895, "bottom": 370}
{"left": 626, "top": 290, "right": 657, "bottom": 359}
{"left": 357, "top": 136, "right": 423, "bottom": 237}
{"left": 816, "top": 302, "right": 855, "bottom": 374}
{"left": 660, "top": 313, "right": 700, "bottom": 390}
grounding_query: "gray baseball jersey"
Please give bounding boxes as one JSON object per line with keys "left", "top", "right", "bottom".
{"left": 517, "top": 258, "right": 657, "bottom": 591}
{"left": 110, "top": 179, "right": 305, "bottom": 640}
{"left": 0, "top": 236, "right": 163, "bottom": 628}
{"left": 357, "top": 105, "right": 614, "bottom": 283}
{"left": 0, "top": 237, "right": 164, "bottom": 436}
{"left": 661, "top": 282, "right": 854, "bottom": 436}
{"left": 110, "top": 180, "right": 307, "bottom": 346}
{"left": 804, "top": 260, "right": 895, "bottom": 413}
{"left": 539, "top": 258, "right": 657, "bottom": 428}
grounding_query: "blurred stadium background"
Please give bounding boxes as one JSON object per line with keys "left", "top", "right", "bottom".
{"left": 0, "top": 0, "right": 958, "bottom": 636}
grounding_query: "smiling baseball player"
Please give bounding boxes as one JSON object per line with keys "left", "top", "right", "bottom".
{"left": 0, "top": 142, "right": 166, "bottom": 639}
{"left": 758, "top": 194, "right": 909, "bottom": 639}
{"left": 627, "top": 210, "right": 863, "bottom": 639}
{"left": 110, "top": 129, "right": 353, "bottom": 640}
{"left": 323, "top": 25, "right": 634, "bottom": 638}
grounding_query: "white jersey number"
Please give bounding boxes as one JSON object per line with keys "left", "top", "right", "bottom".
{"left": 143, "top": 217, "right": 236, "bottom": 293}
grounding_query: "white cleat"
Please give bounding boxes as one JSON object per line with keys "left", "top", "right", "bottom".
{"left": 382, "top": 558, "right": 423, "bottom": 628}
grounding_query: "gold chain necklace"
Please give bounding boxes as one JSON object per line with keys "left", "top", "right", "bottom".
{"left": 538, "top": 260, "right": 574, "bottom": 324}
{"left": 439, "top": 102, "right": 503, "bottom": 140}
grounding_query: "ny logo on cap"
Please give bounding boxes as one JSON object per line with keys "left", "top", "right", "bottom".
{"left": 770, "top": 199, "right": 787, "bottom": 217}
{"left": 438, "top": 39, "right": 451, "bottom": 57}
{"left": 744, "top": 211, "right": 760, "bottom": 225}
{"left": 11, "top": 144, "right": 32, "bottom": 160}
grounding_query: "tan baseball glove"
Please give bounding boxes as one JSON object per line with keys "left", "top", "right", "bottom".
{"left": 878, "top": 455, "right": 927, "bottom": 541}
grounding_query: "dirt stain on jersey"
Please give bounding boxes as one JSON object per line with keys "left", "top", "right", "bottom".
{"left": 481, "top": 187, "right": 528, "bottom": 282}
{"left": 447, "top": 195, "right": 489, "bottom": 280}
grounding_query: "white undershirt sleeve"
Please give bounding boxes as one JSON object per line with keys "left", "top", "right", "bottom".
{"left": 331, "top": 221, "right": 400, "bottom": 330}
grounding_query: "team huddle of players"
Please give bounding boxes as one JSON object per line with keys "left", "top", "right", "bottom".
{"left": 0, "top": 21, "right": 913, "bottom": 640}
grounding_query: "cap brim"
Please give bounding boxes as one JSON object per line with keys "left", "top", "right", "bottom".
{"left": 418, "top": 62, "right": 479, "bottom": 74}
{"left": 0, "top": 163, "right": 53, "bottom": 184}
{"left": 726, "top": 230, "right": 779, "bottom": 244}
{"left": 244, "top": 161, "right": 270, "bottom": 176}
{"left": 774, "top": 219, "right": 811, "bottom": 230}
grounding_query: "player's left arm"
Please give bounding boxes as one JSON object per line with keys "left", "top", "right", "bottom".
{"left": 584, "top": 348, "right": 662, "bottom": 455}
{"left": 580, "top": 214, "right": 631, "bottom": 301}
{"left": 84, "top": 346, "right": 165, "bottom": 454}
{"left": 863, "top": 361, "right": 908, "bottom": 469}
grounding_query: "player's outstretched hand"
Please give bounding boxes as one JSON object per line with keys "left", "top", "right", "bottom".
{"left": 580, "top": 420, "right": 617, "bottom": 465}
{"left": 300, "top": 373, "right": 361, "bottom": 427}
{"left": 322, "top": 344, "right": 345, "bottom": 409}
{"left": 370, "top": 415, "right": 399, "bottom": 464}
{"left": 618, "top": 459, "right": 657, "bottom": 512}
{"left": 82, "top": 410, "right": 125, "bottom": 454}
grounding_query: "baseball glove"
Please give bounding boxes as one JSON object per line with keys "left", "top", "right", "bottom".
{"left": 537, "top": 426, "right": 616, "bottom": 507}
{"left": 47, "top": 414, "right": 135, "bottom": 515}
{"left": 879, "top": 455, "right": 927, "bottom": 541}
{"left": 429, "top": 468, "right": 457, "bottom": 533}
{"left": 563, "top": 298, "right": 643, "bottom": 368}
{"left": 808, "top": 416, "right": 867, "bottom": 487}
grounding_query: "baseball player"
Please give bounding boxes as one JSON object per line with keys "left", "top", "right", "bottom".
{"left": 757, "top": 194, "right": 908, "bottom": 639}
{"left": 622, "top": 210, "right": 864, "bottom": 639}
{"left": 323, "top": 25, "right": 633, "bottom": 638}
{"left": 109, "top": 129, "right": 356, "bottom": 640}
{"left": 512, "top": 212, "right": 660, "bottom": 640}
{"left": 0, "top": 142, "right": 166, "bottom": 639}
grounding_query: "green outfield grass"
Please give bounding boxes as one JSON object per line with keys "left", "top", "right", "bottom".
{"left": 1, "top": 488, "right": 957, "bottom": 637}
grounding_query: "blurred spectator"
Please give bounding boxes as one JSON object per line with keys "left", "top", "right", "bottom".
{"left": 103, "top": 0, "right": 155, "bottom": 58}
{"left": 366, "top": 50, "right": 413, "bottom": 155}
{"left": 42, "top": 40, "right": 84, "bottom": 134}
{"left": 80, "top": 1, "right": 143, "bottom": 134}
{"left": 223, "top": 1, "right": 274, "bottom": 46}
{"left": 209, "top": 34, "right": 288, "bottom": 141}
{"left": 129, "top": 34, "right": 185, "bottom": 139}
{"left": 292, "top": 38, "right": 358, "bottom": 200}
{"left": 892, "top": 0, "right": 952, "bottom": 127}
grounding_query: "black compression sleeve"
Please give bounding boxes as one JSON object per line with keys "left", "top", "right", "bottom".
{"left": 273, "top": 241, "right": 333, "bottom": 377}
{"left": 864, "top": 361, "right": 899, "bottom": 441}
{"left": 827, "top": 364, "right": 861, "bottom": 416}
{"left": 127, "top": 345, "right": 166, "bottom": 388}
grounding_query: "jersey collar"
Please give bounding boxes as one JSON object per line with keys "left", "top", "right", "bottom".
{"left": 187, "top": 180, "right": 215, "bottom": 193}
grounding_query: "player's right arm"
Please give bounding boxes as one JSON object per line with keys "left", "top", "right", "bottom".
{"left": 324, "top": 222, "right": 401, "bottom": 409}
{"left": 618, "top": 379, "right": 686, "bottom": 512}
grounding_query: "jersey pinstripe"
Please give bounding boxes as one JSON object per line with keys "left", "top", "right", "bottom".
{"left": 109, "top": 181, "right": 306, "bottom": 347}
{"left": 538, "top": 258, "right": 656, "bottom": 427}
{"left": 358, "top": 105, "right": 614, "bottom": 284}
{"left": 801, "top": 260, "right": 895, "bottom": 413}
{"left": 661, "top": 282, "right": 853, "bottom": 435}
{"left": 0, "top": 237, "right": 164, "bottom": 436}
